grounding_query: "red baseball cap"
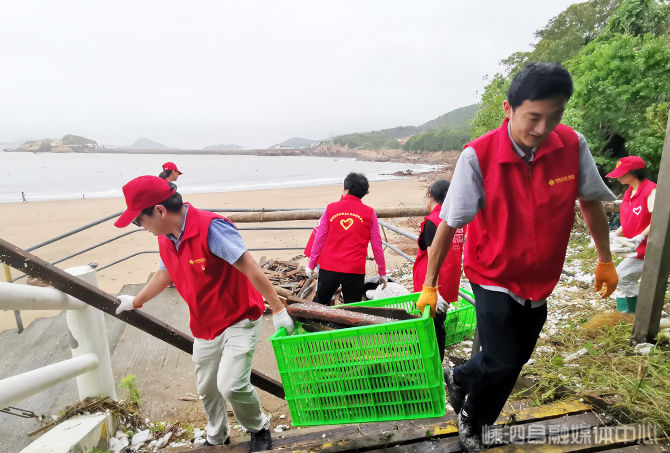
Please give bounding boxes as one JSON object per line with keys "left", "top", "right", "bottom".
{"left": 114, "top": 176, "right": 177, "bottom": 228}
{"left": 162, "top": 162, "right": 183, "bottom": 174}
{"left": 606, "top": 156, "right": 646, "bottom": 178}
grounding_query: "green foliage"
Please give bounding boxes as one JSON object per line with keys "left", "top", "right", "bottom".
{"left": 471, "top": 74, "right": 508, "bottom": 139}
{"left": 403, "top": 127, "right": 472, "bottom": 152}
{"left": 419, "top": 104, "right": 480, "bottom": 131}
{"left": 332, "top": 131, "right": 400, "bottom": 150}
{"left": 333, "top": 105, "right": 479, "bottom": 152}
{"left": 119, "top": 374, "right": 141, "bottom": 406}
{"left": 516, "top": 321, "right": 670, "bottom": 432}
{"left": 500, "top": 0, "right": 624, "bottom": 74}
{"left": 151, "top": 421, "right": 166, "bottom": 432}
{"left": 605, "top": 0, "right": 670, "bottom": 36}
{"left": 563, "top": 32, "right": 670, "bottom": 178}
{"left": 404, "top": 104, "right": 480, "bottom": 151}
{"left": 471, "top": 0, "right": 670, "bottom": 178}
{"left": 472, "top": 0, "right": 625, "bottom": 136}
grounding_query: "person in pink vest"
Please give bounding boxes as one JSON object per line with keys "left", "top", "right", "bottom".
{"left": 606, "top": 156, "right": 656, "bottom": 314}
{"left": 412, "top": 179, "right": 466, "bottom": 362}
{"left": 307, "top": 173, "right": 387, "bottom": 305}
{"left": 416, "top": 63, "right": 618, "bottom": 451}
{"left": 113, "top": 176, "right": 295, "bottom": 452}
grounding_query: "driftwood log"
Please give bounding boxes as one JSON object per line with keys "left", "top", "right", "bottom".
{"left": 286, "top": 303, "right": 397, "bottom": 327}
{"left": 335, "top": 305, "right": 418, "bottom": 321}
{"left": 226, "top": 202, "right": 620, "bottom": 224}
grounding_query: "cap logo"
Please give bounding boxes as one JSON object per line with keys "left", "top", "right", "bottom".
{"left": 616, "top": 160, "right": 622, "bottom": 167}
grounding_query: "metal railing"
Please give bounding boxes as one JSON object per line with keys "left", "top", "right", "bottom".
{"left": 0, "top": 266, "right": 117, "bottom": 411}
{"left": 4, "top": 208, "right": 423, "bottom": 333}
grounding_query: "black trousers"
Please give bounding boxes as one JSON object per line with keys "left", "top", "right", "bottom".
{"left": 315, "top": 268, "right": 365, "bottom": 305}
{"left": 434, "top": 311, "right": 447, "bottom": 363}
{"left": 454, "top": 284, "right": 547, "bottom": 425}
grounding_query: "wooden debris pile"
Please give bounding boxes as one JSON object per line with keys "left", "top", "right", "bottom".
{"left": 259, "top": 256, "right": 317, "bottom": 300}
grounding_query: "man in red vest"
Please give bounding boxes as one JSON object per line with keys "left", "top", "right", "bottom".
{"left": 113, "top": 176, "right": 295, "bottom": 452}
{"left": 416, "top": 63, "right": 618, "bottom": 451}
{"left": 606, "top": 156, "right": 656, "bottom": 313}
{"left": 307, "top": 172, "right": 387, "bottom": 304}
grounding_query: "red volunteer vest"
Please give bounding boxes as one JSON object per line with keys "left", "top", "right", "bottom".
{"left": 412, "top": 204, "right": 466, "bottom": 302}
{"left": 158, "top": 204, "right": 264, "bottom": 340}
{"left": 464, "top": 119, "right": 580, "bottom": 301}
{"left": 620, "top": 178, "right": 655, "bottom": 259}
{"left": 318, "top": 195, "right": 374, "bottom": 274}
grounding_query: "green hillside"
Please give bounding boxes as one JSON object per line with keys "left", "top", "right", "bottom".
{"left": 404, "top": 104, "right": 480, "bottom": 152}
{"left": 331, "top": 104, "right": 479, "bottom": 151}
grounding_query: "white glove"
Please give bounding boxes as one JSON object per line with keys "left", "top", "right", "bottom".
{"left": 436, "top": 294, "right": 449, "bottom": 315}
{"left": 305, "top": 266, "right": 314, "bottom": 277}
{"left": 116, "top": 295, "right": 135, "bottom": 314}
{"left": 609, "top": 231, "right": 618, "bottom": 242}
{"left": 379, "top": 275, "right": 388, "bottom": 290}
{"left": 273, "top": 308, "right": 295, "bottom": 335}
{"left": 629, "top": 234, "right": 646, "bottom": 248}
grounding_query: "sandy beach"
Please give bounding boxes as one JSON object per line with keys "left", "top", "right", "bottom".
{"left": 0, "top": 177, "right": 437, "bottom": 332}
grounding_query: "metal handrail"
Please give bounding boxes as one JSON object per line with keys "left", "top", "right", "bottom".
{"left": 7, "top": 208, "right": 422, "bottom": 332}
{"left": 23, "top": 208, "right": 317, "bottom": 253}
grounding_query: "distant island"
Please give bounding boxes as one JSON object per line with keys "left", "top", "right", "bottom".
{"left": 6, "top": 104, "right": 478, "bottom": 165}
{"left": 272, "top": 137, "right": 322, "bottom": 149}
{"left": 16, "top": 134, "right": 101, "bottom": 152}
{"left": 122, "top": 137, "right": 177, "bottom": 150}
{"left": 203, "top": 144, "right": 243, "bottom": 151}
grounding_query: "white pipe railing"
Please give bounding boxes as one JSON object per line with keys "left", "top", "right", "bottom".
{"left": 0, "top": 282, "right": 86, "bottom": 311}
{"left": 0, "top": 354, "right": 98, "bottom": 410}
{"left": 0, "top": 265, "right": 117, "bottom": 410}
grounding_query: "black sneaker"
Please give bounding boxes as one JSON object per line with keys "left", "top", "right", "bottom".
{"left": 202, "top": 436, "right": 230, "bottom": 447}
{"left": 444, "top": 366, "right": 466, "bottom": 415}
{"left": 458, "top": 409, "right": 484, "bottom": 452}
{"left": 250, "top": 428, "right": 272, "bottom": 452}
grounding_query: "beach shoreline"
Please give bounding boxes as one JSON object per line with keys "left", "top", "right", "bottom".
{"left": 6, "top": 145, "right": 461, "bottom": 166}
{"left": 0, "top": 175, "right": 450, "bottom": 332}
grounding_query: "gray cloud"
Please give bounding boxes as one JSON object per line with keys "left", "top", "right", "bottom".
{"left": 0, "top": 1, "right": 578, "bottom": 149}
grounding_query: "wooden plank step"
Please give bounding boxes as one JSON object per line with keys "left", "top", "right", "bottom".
{"left": 170, "top": 400, "right": 596, "bottom": 452}
{"left": 334, "top": 412, "right": 608, "bottom": 453}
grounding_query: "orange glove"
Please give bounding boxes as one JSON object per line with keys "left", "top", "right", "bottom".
{"left": 416, "top": 285, "right": 438, "bottom": 318}
{"left": 594, "top": 260, "right": 618, "bottom": 298}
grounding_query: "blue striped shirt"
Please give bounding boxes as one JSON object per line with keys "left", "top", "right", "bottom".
{"left": 158, "top": 207, "right": 247, "bottom": 270}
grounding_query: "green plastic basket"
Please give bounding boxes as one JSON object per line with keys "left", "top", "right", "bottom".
{"left": 442, "top": 289, "right": 477, "bottom": 346}
{"left": 269, "top": 293, "right": 445, "bottom": 426}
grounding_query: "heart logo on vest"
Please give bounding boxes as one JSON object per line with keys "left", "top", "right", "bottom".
{"left": 633, "top": 206, "right": 642, "bottom": 215}
{"left": 340, "top": 218, "right": 354, "bottom": 230}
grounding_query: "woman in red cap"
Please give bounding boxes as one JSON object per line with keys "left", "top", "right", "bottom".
{"left": 606, "top": 156, "right": 657, "bottom": 313}
{"left": 412, "top": 179, "right": 466, "bottom": 363}
{"left": 159, "top": 162, "right": 182, "bottom": 183}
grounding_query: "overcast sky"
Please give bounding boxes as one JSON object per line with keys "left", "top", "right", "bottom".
{"left": 0, "top": 1, "right": 580, "bottom": 149}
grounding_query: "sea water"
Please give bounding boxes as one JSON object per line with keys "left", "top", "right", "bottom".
{"left": 0, "top": 151, "right": 435, "bottom": 203}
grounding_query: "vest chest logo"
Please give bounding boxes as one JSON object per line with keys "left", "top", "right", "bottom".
{"left": 633, "top": 206, "right": 642, "bottom": 215}
{"left": 330, "top": 211, "right": 363, "bottom": 228}
{"left": 548, "top": 174, "right": 575, "bottom": 186}
{"left": 340, "top": 218, "right": 354, "bottom": 230}
{"left": 188, "top": 257, "right": 207, "bottom": 271}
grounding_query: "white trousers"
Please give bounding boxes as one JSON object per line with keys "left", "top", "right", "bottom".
{"left": 192, "top": 317, "right": 270, "bottom": 445}
{"left": 614, "top": 256, "right": 645, "bottom": 298}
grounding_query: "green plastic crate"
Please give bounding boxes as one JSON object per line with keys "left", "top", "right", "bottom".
{"left": 442, "top": 289, "right": 477, "bottom": 346}
{"left": 268, "top": 293, "right": 445, "bottom": 426}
